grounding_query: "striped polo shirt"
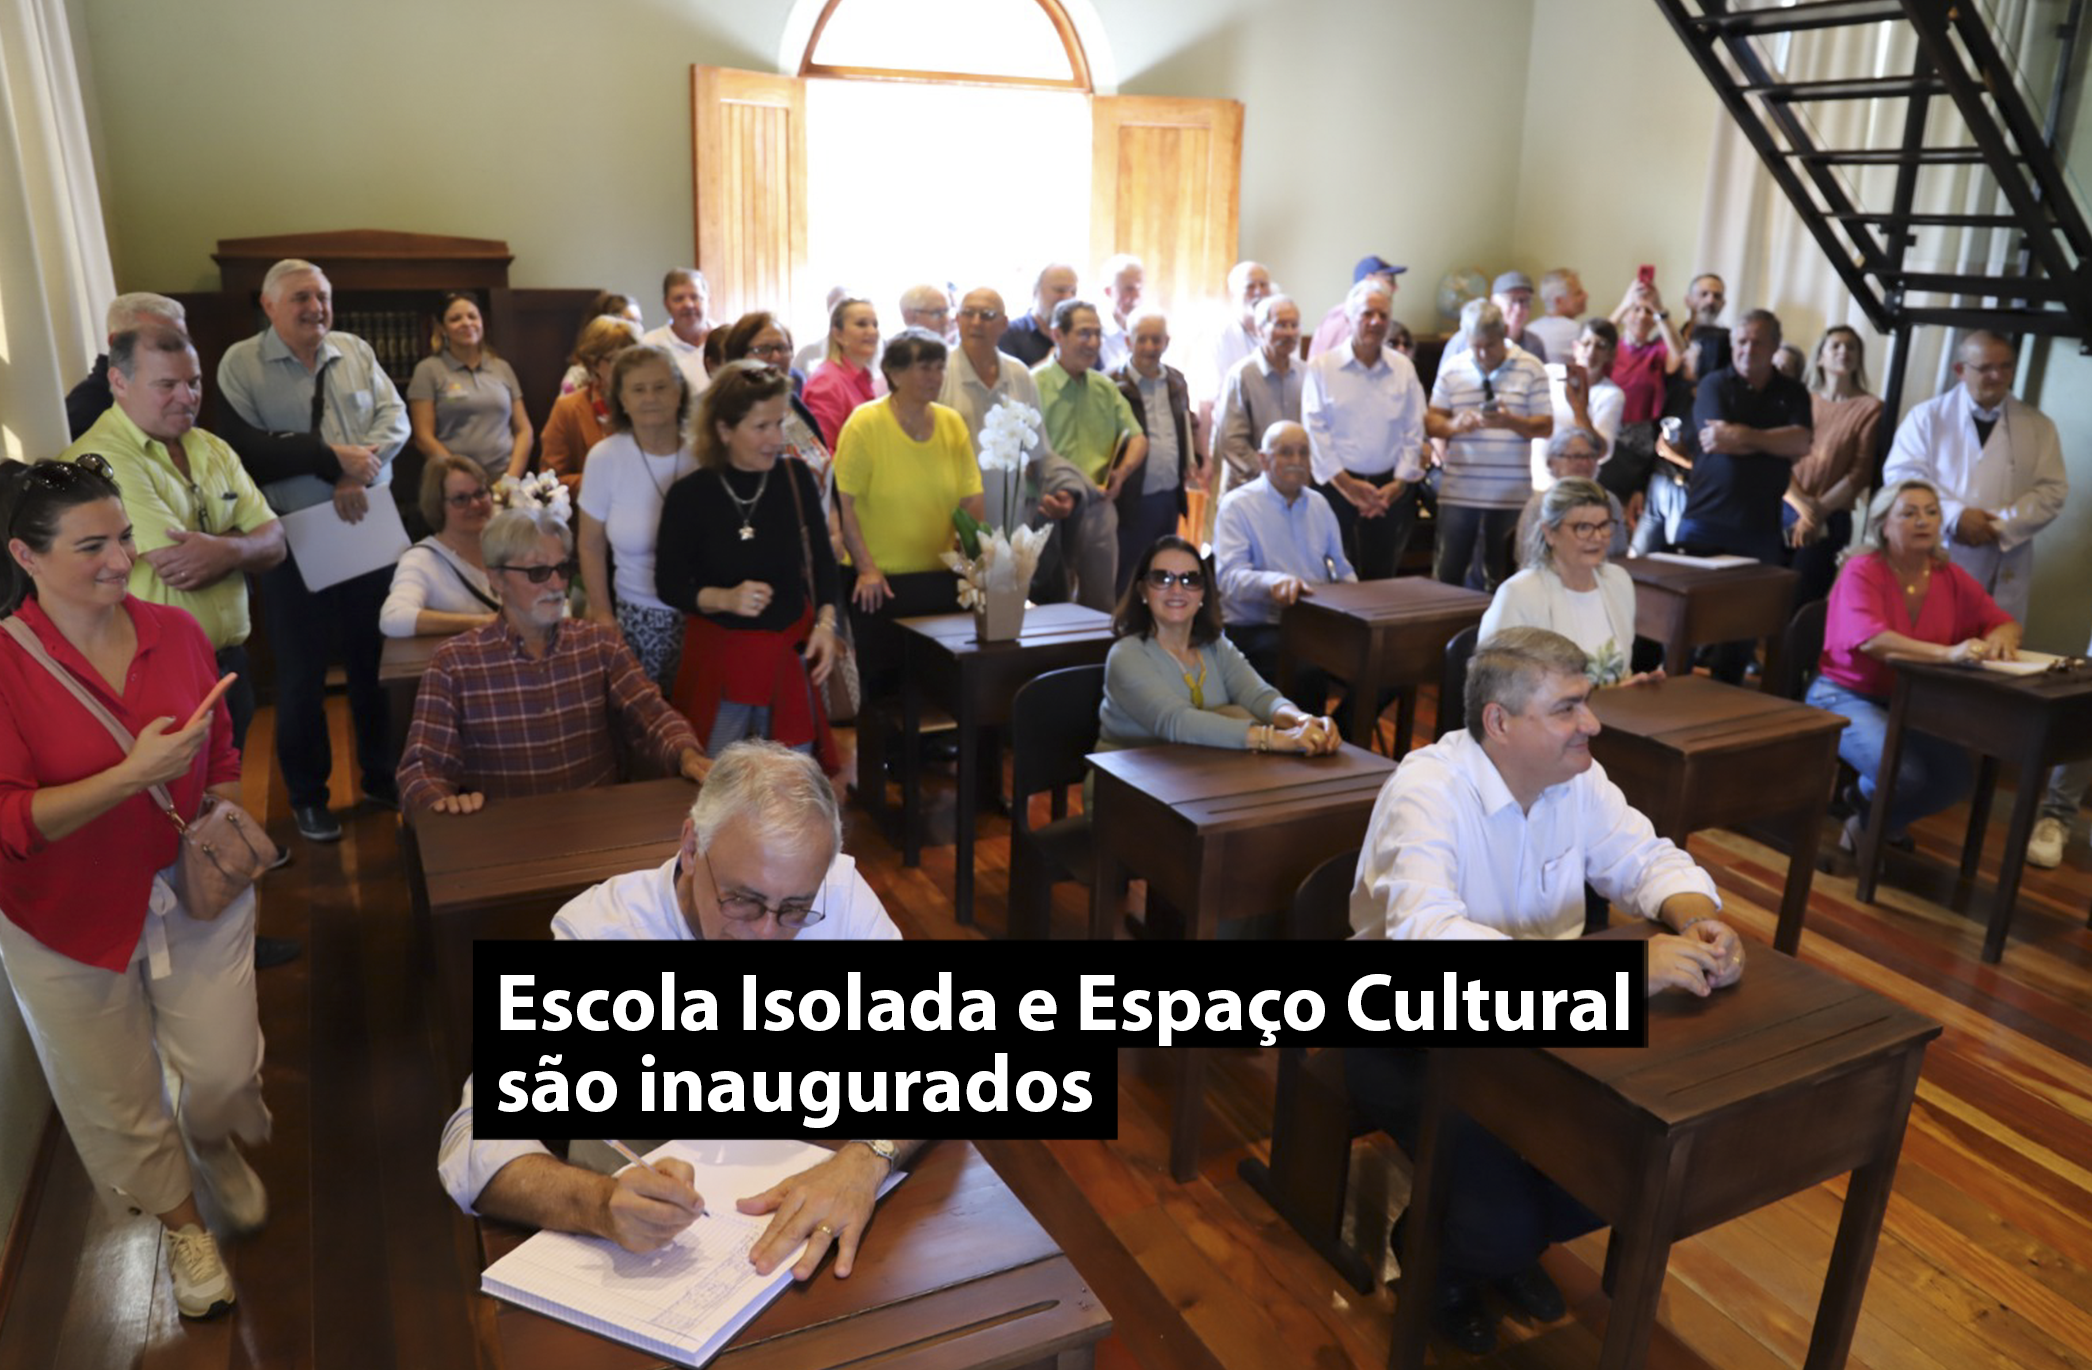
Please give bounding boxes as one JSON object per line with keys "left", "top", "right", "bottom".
{"left": 1430, "top": 345, "right": 1551, "bottom": 510}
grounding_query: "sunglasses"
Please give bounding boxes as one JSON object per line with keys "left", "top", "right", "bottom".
{"left": 1144, "top": 569, "right": 1205, "bottom": 591}
{"left": 8, "top": 456, "right": 121, "bottom": 537}
{"left": 490, "top": 559, "right": 578, "bottom": 584}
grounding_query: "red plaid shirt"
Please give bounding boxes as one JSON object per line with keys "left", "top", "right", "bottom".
{"left": 398, "top": 619, "right": 700, "bottom": 807}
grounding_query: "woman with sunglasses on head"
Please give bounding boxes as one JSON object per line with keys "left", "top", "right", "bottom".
{"left": 1484, "top": 468, "right": 1651, "bottom": 688}
{"left": 1099, "top": 535, "right": 1339, "bottom": 757}
{"left": 0, "top": 458, "right": 268, "bottom": 1321}
{"left": 656, "top": 361, "right": 842, "bottom": 772}
{"left": 380, "top": 452, "right": 501, "bottom": 637}
{"left": 577, "top": 344, "right": 699, "bottom": 694}
{"left": 406, "top": 293, "right": 533, "bottom": 493}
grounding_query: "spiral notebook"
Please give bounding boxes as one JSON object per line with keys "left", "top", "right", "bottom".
{"left": 480, "top": 1139, "right": 901, "bottom": 1368}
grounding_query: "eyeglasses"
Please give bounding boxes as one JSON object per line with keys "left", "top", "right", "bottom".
{"left": 957, "top": 307, "right": 1004, "bottom": 322}
{"left": 445, "top": 488, "right": 493, "bottom": 508}
{"left": 1144, "top": 569, "right": 1205, "bottom": 591}
{"left": 1563, "top": 518, "right": 1618, "bottom": 540}
{"left": 8, "top": 456, "right": 121, "bottom": 537}
{"left": 748, "top": 341, "right": 792, "bottom": 359}
{"left": 489, "top": 559, "right": 578, "bottom": 584}
{"left": 702, "top": 853, "right": 825, "bottom": 929}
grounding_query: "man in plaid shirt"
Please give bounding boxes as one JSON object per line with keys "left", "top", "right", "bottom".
{"left": 399, "top": 508, "right": 708, "bottom": 813}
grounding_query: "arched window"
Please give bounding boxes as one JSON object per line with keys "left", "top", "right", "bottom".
{"left": 799, "top": 0, "right": 1091, "bottom": 91}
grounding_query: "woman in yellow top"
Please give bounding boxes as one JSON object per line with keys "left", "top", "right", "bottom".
{"left": 833, "top": 328, "right": 986, "bottom": 713}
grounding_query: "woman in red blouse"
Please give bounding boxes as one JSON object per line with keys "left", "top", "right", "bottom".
{"left": 0, "top": 459, "right": 265, "bottom": 1321}
{"left": 1806, "top": 478, "right": 2020, "bottom": 851}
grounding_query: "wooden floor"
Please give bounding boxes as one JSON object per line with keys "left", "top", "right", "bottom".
{"left": 3, "top": 688, "right": 2091, "bottom": 1370}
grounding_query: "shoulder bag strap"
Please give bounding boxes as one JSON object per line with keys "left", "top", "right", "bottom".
{"left": 435, "top": 547, "right": 502, "bottom": 612}
{"left": 780, "top": 456, "right": 821, "bottom": 610}
{"left": 1, "top": 616, "right": 183, "bottom": 825}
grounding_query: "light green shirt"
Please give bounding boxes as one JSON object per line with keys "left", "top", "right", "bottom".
{"left": 59, "top": 406, "right": 277, "bottom": 648}
{"left": 1032, "top": 359, "right": 1138, "bottom": 486}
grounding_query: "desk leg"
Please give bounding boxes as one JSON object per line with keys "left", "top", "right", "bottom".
{"left": 954, "top": 682, "right": 978, "bottom": 926}
{"left": 1981, "top": 746, "right": 2046, "bottom": 964}
{"left": 1389, "top": 1051, "right": 1452, "bottom": 1370}
{"left": 901, "top": 656, "right": 924, "bottom": 868}
{"left": 1805, "top": 1049, "right": 1923, "bottom": 1370}
{"left": 1168, "top": 1048, "right": 1207, "bottom": 1183}
{"left": 1347, "top": 657, "right": 1379, "bottom": 753}
{"left": 1392, "top": 685, "right": 1416, "bottom": 758}
{"left": 1665, "top": 625, "right": 1690, "bottom": 683}
{"left": 1774, "top": 798, "right": 1822, "bottom": 956}
{"left": 1599, "top": 1141, "right": 1692, "bottom": 1370}
{"left": 1961, "top": 755, "right": 1998, "bottom": 886}
{"left": 1854, "top": 683, "right": 1910, "bottom": 904}
{"left": 1090, "top": 836, "right": 1123, "bottom": 941}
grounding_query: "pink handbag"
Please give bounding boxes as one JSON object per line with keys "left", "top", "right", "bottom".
{"left": 2, "top": 617, "right": 278, "bottom": 919}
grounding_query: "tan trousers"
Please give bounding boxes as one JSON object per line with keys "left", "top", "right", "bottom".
{"left": 0, "top": 872, "right": 270, "bottom": 1217}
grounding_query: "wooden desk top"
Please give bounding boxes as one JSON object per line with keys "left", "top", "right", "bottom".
{"left": 1551, "top": 926, "right": 1940, "bottom": 1130}
{"left": 408, "top": 778, "right": 696, "bottom": 918}
{"left": 483, "top": 1142, "right": 1110, "bottom": 1370}
{"left": 1622, "top": 557, "right": 1797, "bottom": 595}
{"left": 1088, "top": 742, "right": 1394, "bottom": 833}
{"left": 1891, "top": 657, "right": 2092, "bottom": 707}
{"left": 1284, "top": 577, "right": 1489, "bottom": 627}
{"left": 1587, "top": 674, "right": 1846, "bottom": 750}
{"left": 898, "top": 602, "right": 1113, "bottom": 658}
{"left": 379, "top": 631, "right": 452, "bottom": 686}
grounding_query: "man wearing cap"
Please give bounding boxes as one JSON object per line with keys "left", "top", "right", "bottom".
{"left": 1446, "top": 272, "right": 1550, "bottom": 364}
{"left": 1310, "top": 256, "right": 1405, "bottom": 360}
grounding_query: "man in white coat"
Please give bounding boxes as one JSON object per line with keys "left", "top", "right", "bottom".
{"left": 1881, "top": 331, "right": 2067, "bottom": 620}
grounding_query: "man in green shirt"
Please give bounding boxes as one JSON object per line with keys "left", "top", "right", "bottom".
{"left": 1032, "top": 300, "right": 1147, "bottom": 610}
{"left": 60, "top": 327, "right": 285, "bottom": 750}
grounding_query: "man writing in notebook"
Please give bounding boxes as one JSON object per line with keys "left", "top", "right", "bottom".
{"left": 437, "top": 742, "right": 922, "bottom": 1280}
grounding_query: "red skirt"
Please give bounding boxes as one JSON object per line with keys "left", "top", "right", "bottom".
{"left": 670, "top": 603, "right": 838, "bottom": 775}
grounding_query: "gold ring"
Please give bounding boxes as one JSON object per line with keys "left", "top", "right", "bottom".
{"left": 816, "top": 1222, "right": 835, "bottom": 1236}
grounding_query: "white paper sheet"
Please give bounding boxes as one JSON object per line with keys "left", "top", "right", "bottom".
{"left": 280, "top": 494, "right": 409, "bottom": 592}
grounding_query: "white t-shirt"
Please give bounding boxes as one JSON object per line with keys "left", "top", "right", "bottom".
{"left": 576, "top": 433, "right": 695, "bottom": 614}
{"left": 1532, "top": 367, "right": 1626, "bottom": 487}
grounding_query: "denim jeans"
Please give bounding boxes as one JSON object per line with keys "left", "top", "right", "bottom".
{"left": 1805, "top": 675, "right": 1973, "bottom": 835}
{"left": 1431, "top": 502, "right": 1519, "bottom": 593}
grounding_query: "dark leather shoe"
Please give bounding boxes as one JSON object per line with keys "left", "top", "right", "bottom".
{"left": 1497, "top": 1262, "right": 1566, "bottom": 1322}
{"left": 292, "top": 806, "right": 342, "bottom": 843}
{"left": 254, "top": 935, "right": 302, "bottom": 970}
{"left": 1435, "top": 1281, "right": 1497, "bottom": 1356}
{"left": 359, "top": 780, "right": 400, "bottom": 812}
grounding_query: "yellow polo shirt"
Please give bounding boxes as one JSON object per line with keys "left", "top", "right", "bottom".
{"left": 59, "top": 406, "right": 276, "bottom": 648}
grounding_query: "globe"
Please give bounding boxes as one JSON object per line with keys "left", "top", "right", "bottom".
{"left": 1436, "top": 268, "right": 1490, "bottom": 324}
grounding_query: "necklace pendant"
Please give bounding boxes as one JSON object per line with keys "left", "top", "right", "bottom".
{"left": 739, "top": 524, "right": 756, "bottom": 541}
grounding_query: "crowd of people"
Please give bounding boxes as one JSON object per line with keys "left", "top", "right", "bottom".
{"left": 2, "top": 243, "right": 2082, "bottom": 1347}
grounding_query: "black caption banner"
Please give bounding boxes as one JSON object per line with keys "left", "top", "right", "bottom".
{"left": 472, "top": 939, "right": 1643, "bottom": 1139}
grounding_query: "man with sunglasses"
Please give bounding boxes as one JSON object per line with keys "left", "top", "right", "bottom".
{"left": 398, "top": 508, "right": 707, "bottom": 813}
{"left": 438, "top": 741, "right": 913, "bottom": 1279}
{"left": 60, "top": 327, "right": 284, "bottom": 752}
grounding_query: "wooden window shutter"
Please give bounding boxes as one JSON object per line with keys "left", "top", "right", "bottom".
{"left": 691, "top": 67, "right": 809, "bottom": 325}
{"left": 1090, "top": 96, "right": 1244, "bottom": 318}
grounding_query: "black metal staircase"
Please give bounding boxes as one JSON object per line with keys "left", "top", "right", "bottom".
{"left": 1654, "top": 0, "right": 2092, "bottom": 354}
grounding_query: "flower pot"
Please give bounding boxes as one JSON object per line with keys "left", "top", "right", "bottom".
{"left": 973, "top": 585, "right": 1027, "bottom": 643}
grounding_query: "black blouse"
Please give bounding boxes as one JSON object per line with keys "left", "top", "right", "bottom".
{"left": 655, "top": 457, "right": 841, "bottom": 633}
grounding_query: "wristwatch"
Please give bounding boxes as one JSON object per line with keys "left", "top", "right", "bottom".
{"left": 852, "top": 1138, "right": 901, "bottom": 1170}
{"left": 1655, "top": 310, "right": 1671, "bottom": 320}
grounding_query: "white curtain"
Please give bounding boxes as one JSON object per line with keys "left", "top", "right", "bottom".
{"left": 1692, "top": 1, "right": 2050, "bottom": 418}
{"left": 0, "top": 0, "right": 114, "bottom": 463}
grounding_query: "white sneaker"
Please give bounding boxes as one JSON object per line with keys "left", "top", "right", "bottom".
{"left": 192, "top": 1139, "right": 268, "bottom": 1235}
{"left": 2027, "top": 816, "right": 2068, "bottom": 870}
{"left": 166, "top": 1223, "right": 235, "bottom": 1319}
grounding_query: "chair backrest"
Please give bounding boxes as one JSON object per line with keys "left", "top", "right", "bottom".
{"left": 1286, "top": 847, "right": 1362, "bottom": 940}
{"left": 1009, "top": 664, "right": 1107, "bottom": 833}
{"left": 1772, "top": 597, "right": 1829, "bottom": 701}
{"left": 1436, "top": 623, "right": 1481, "bottom": 740}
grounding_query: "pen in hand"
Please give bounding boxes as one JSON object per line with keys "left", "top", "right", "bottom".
{"left": 603, "top": 1140, "right": 707, "bottom": 1217}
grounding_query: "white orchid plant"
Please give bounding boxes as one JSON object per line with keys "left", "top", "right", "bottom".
{"left": 492, "top": 470, "right": 573, "bottom": 522}
{"left": 946, "top": 399, "right": 1049, "bottom": 610}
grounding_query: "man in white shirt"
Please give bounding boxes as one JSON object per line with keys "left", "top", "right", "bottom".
{"left": 1522, "top": 269, "right": 1587, "bottom": 363}
{"left": 1302, "top": 280, "right": 1428, "bottom": 580}
{"left": 642, "top": 268, "right": 714, "bottom": 394}
{"left": 437, "top": 741, "right": 916, "bottom": 1283}
{"left": 1881, "top": 330, "right": 2067, "bottom": 621}
{"left": 1096, "top": 254, "right": 1145, "bottom": 374}
{"left": 1348, "top": 626, "right": 1742, "bottom": 1353}
{"left": 1204, "top": 259, "right": 1274, "bottom": 408}
{"left": 1530, "top": 319, "right": 1625, "bottom": 490}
